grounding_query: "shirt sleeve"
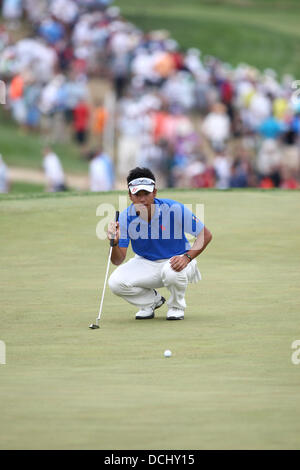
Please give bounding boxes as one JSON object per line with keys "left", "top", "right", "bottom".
{"left": 118, "top": 210, "right": 130, "bottom": 248}
{"left": 182, "top": 204, "right": 204, "bottom": 237}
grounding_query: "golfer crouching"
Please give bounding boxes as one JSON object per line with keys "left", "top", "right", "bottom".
{"left": 107, "top": 167, "right": 212, "bottom": 320}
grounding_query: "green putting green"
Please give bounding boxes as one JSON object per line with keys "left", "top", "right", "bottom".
{"left": 0, "top": 189, "right": 299, "bottom": 449}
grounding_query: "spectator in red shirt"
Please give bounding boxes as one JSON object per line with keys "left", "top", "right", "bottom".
{"left": 73, "top": 100, "right": 90, "bottom": 148}
{"left": 259, "top": 177, "right": 275, "bottom": 189}
{"left": 280, "top": 168, "right": 299, "bottom": 189}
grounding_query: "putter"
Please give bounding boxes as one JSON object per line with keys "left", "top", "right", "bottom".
{"left": 89, "top": 211, "right": 119, "bottom": 329}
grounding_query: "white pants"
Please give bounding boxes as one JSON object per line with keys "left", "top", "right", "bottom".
{"left": 108, "top": 255, "right": 201, "bottom": 311}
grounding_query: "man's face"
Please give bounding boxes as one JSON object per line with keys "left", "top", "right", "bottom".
{"left": 129, "top": 189, "right": 157, "bottom": 215}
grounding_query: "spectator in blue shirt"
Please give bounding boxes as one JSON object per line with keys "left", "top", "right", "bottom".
{"left": 257, "top": 114, "right": 285, "bottom": 139}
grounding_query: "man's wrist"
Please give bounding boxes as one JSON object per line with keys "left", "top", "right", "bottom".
{"left": 184, "top": 253, "right": 192, "bottom": 263}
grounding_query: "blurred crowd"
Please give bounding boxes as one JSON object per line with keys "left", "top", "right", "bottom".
{"left": 0, "top": 0, "right": 300, "bottom": 193}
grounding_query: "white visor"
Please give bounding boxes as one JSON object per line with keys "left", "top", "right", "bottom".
{"left": 128, "top": 177, "right": 155, "bottom": 194}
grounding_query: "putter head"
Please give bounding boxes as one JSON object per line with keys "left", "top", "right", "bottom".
{"left": 89, "top": 323, "right": 100, "bottom": 329}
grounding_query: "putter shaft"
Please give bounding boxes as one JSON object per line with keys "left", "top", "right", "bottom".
{"left": 89, "top": 211, "right": 119, "bottom": 330}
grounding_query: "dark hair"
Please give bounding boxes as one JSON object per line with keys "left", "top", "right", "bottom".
{"left": 127, "top": 167, "right": 156, "bottom": 186}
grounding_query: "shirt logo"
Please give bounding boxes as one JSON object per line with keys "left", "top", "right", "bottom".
{"left": 160, "top": 225, "right": 166, "bottom": 231}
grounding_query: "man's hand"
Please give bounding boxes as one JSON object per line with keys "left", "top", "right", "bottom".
{"left": 107, "top": 221, "right": 120, "bottom": 245}
{"left": 170, "top": 255, "right": 190, "bottom": 272}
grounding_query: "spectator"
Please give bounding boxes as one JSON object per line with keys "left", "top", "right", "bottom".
{"left": 202, "top": 102, "right": 231, "bottom": 151}
{"left": 248, "top": 90, "right": 272, "bottom": 129}
{"left": 273, "top": 94, "right": 289, "bottom": 121}
{"left": 0, "top": 155, "right": 9, "bottom": 193}
{"left": 280, "top": 167, "right": 299, "bottom": 189}
{"left": 258, "top": 114, "right": 285, "bottom": 140}
{"left": 92, "top": 100, "right": 108, "bottom": 141}
{"left": 24, "top": 77, "right": 42, "bottom": 130}
{"left": 109, "top": 31, "right": 131, "bottom": 98}
{"left": 42, "top": 147, "right": 67, "bottom": 192}
{"left": 256, "top": 139, "right": 282, "bottom": 186}
{"left": 1, "top": 0, "right": 299, "bottom": 192}
{"left": 185, "top": 155, "right": 215, "bottom": 188}
{"left": 2, "top": 0, "right": 23, "bottom": 29}
{"left": 39, "top": 74, "right": 66, "bottom": 137}
{"left": 9, "top": 73, "right": 27, "bottom": 126}
{"left": 89, "top": 149, "right": 114, "bottom": 191}
{"left": 38, "top": 18, "right": 66, "bottom": 45}
{"left": 213, "top": 148, "right": 232, "bottom": 189}
{"left": 229, "top": 159, "right": 249, "bottom": 188}
{"left": 73, "top": 99, "right": 90, "bottom": 148}
{"left": 50, "top": 0, "right": 79, "bottom": 25}
{"left": 259, "top": 177, "right": 275, "bottom": 189}
{"left": 117, "top": 101, "right": 143, "bottom": 177}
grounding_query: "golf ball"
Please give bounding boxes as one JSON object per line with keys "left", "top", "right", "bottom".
{"left": 164, "top": 349, "right": 172, "bottom": 358}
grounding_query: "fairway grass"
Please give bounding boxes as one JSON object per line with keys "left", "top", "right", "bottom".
{"left": 1, "top": 190, "right": 300, "bottom": 449}
{"left": 0, "top": 110, "right": 89, "bottom": 174}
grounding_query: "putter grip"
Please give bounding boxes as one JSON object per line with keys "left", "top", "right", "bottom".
{"left": 110, "top": 211, "right": 120, "bottom": 247}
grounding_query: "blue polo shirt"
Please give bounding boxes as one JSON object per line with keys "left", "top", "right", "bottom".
{"left": 118, "top": 198, "right": 204, "bottom": 261}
